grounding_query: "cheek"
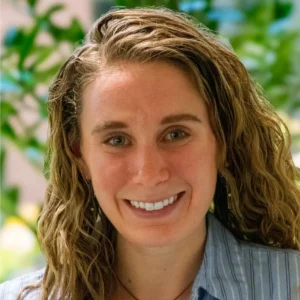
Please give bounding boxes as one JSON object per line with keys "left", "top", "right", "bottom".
{"left": 88, "top": 154, "right": 130, "bottom": 198}
{"left": 173, "top": 140, "right": 217, "bottom": 182}
{"left": 174, "top": 140, "right": 217, "bottom": 213}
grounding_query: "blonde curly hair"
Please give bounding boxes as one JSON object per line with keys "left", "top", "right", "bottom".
{"left": 19, "top": 7, "right": 300, "bottom": 300}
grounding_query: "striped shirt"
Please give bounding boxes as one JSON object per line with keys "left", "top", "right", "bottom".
{"left": 1, "top": 213, "right": 299, "bottom": 299}
{"left": 189, "top": 213, "right": 300, "bottom": 300}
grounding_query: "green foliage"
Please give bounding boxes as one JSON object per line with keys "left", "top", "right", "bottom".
{"left": 0, "top": 1, "right": 85, "bottom": 234}
{"left": 230, "top": 1, "right": 300, "bottom": 114}
{"left": 114, "top": 0, "right": 300, "bottom": 114}
{"left": 116, "top": 0, "right": 179, "bottom": 10}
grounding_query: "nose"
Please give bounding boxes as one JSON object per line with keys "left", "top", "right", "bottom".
{"left": 132, "top": 145, "right": 170, "bottom": 187}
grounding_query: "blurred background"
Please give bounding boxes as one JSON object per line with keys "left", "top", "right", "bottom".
{"left": 1, "top": 0, "right": 299, "bottom": 282}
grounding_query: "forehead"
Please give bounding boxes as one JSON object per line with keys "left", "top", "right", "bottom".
{"left": 81, "top": 61, "right": 208, "bottom": 122}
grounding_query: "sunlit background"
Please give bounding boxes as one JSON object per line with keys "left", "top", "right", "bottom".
{"left": 1, "top": 0, "right": 299, "bottom": 283}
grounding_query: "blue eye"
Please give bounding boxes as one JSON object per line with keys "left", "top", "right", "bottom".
{"left": 106, "top": 136, "right": 129, "bottom": 147}
{"left": 165, "top": 129, "right": 188, "bottom": 141}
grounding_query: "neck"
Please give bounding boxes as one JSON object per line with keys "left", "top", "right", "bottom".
{"left": 113, "top": 221, "right": 207, "bottom": 300}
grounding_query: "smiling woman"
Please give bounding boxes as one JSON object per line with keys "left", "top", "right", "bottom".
{"left": 78, "top": 62, "right": 217, "bottom": 250}
{"left": 0, "top": 7, "right": 299, "bottom": 300}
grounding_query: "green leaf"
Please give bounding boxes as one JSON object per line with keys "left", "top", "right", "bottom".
{"left": 28, "top": 46, "right": 54, "bottom": 70}
{"left": 0, "top": 186, "right": 20, "bottom": 216}
{"left": 38, "top": 97, "right": 48, "bottom": 118}
{"left": 17, "top": 70, "right": 35, "bottom": 93}
{"left": 18, "top": 4, "right": 65, "bottom": 69}
{"left": 2, "top": 27, "right": 25, "bottom": 48}
{"left": 48, "top": 19, "right": 85, "bottom": 43}
{"left": 0, "top": 102, "right": 17, "bottom": 121}
{"left": 274, "top": 2, "right": 293, "bottom": 20}
{"left": 23, "top": 135, "right": 47, "bottom": 153}
{"left": 46, "top": 23, "right": 64, "bottom": 40}
{"left": 27, "top": 137, "right": 41, "bottom": 148}
{"left": 6, "top": 186, "right": 19, "bottom": 207}
{"left": 0, "top": 146, "right": 6, "bottom": 189}
{"left": 34, "top": 62, "right": 63, "bottom": 81}
{"left": 65, "top": 19, "right": 85, "bottom": 43}
{"left": 115, "top": 0, "right": 135, "bottom": 7}
{"left": 1, "top": 122, "right": 17, "bottom": 140}
{"left": 27, "top": 0, "right": 37, "bottom": 9}
{"left": 164, "top": 0, "right": 179, "bottom": 10}
{"left": 204, "top": 0, "right": 213, "bottom": 12}
{"left": 18, "top": 21, "right": 41, "bottom": 70}
{"left": 43, "top": 4, "right": 64, "bottom": 19}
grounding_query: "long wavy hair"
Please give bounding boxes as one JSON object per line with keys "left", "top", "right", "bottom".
{"left": 19, "top": 7, "right": 300, "bottom": 300}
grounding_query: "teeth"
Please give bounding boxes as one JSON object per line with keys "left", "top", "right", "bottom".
{"left": 129, "top": 194, "right": 180, "bottom": 211}
{"left": 154, "top": 202, "right": 163, "bottom": 210}
{"left": 145, "top": 203, "right": 154, "bottom": 211}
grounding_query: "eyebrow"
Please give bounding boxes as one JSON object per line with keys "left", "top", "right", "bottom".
{"left": 91, "top": 113, "right": 202, "bottom": 135}
{"left": 160, "top": 113, "right": 202, "bottom": 125}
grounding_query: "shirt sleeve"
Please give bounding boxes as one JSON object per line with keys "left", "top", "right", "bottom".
{"left": 0, "top": 269, "right": 45, "bottom": 300}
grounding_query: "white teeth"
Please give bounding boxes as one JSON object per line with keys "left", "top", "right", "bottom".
{"left": 131, "top": 200, "right": 140, "bottom": 208}
{"left": 154, "top": 202, "right": 163, "bottom": 210}
{"left": 129, "top": 194, "right": 180, "bottom": 211}
{"left": 145, "top": 203, "right": 154, "bottom": 211}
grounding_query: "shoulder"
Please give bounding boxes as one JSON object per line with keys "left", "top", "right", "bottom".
{"left": 239, "top": 240, "right": 300, "bottom": 299}
{"left": 240, "top": 237, "right": 300, "bottom": 259}
{"left": 0, "top": 268, "right": 45, "bottom": 300}
{"left": 239, "top": 234, "right": 300, "bottom": 274}
{"left": 203, "top": 213, "right": 300, "bottom": 300}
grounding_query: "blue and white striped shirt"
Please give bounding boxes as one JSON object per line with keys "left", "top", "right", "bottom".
{"left": 1, "top": 213, "right": 299, "bottom": 299}
{"left": 189, "top": 213, "right": 300, "bottom": 300}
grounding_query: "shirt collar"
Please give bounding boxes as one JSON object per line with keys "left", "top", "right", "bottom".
{"left": 190, "top": 212, "right": 248, "bottom": 300}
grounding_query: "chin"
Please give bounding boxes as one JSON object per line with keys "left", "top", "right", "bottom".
{"left": 122, "top": 225, "right": 186, "bottom": 248}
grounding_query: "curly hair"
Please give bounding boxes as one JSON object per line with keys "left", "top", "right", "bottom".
{"left": 18, "top": 7, "right": 300, "bottom": 300}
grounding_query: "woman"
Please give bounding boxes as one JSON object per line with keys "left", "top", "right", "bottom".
{"left": 1, "top": 7, "right": 299, "bottom": 300}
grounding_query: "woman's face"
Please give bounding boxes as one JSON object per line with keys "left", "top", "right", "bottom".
{"left": 80, "top": 61, "right": 218, "bottom": 247}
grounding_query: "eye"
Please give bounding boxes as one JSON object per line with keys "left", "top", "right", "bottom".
{"left": 104, "top": 135, "right": 130, "bottom": 147}
{"left": 164, "top": 129, "right": 189, "bottom": 142}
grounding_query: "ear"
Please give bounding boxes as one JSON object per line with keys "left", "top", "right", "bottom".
{"left": 71, "top": 140, "right": 91, "bottom": 180}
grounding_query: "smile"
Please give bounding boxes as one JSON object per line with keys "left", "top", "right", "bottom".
{"left": 127, "top": 193, "right": 183, "bottom": 211}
